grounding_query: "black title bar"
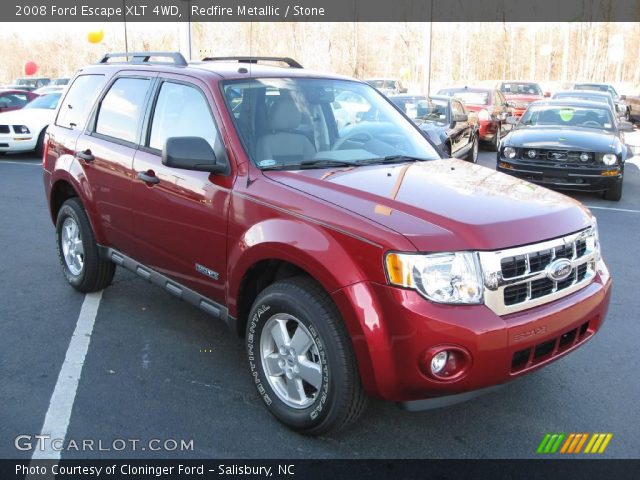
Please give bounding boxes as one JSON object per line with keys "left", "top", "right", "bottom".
{"left": 5, "top": 0, "right": 640, "bottom": 22}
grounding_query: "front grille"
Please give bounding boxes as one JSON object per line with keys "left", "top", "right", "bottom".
{"left": 479, "top": 227, "right": 598, "bottom": 315}
{"left": 0, "top": 125, "right": 10, "bottom": 134}
{"left": 517, "top": 148, "right": 597, "bottom": 166}
{"left": 511, "top": 320, "right": 592, "bottom": 372}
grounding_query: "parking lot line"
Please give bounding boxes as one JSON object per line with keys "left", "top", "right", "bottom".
{"left": 30, "top": 292, "right": 103, "bottom": 461}
{"left": 585, "top": 205, "right": 640, "bottom": 214}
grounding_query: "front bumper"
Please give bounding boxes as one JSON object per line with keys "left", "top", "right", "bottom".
{"left": 0, "top": 133, "right": 37, "bottom": 152}
{"left": 497, "top": 159, "right": 622, "bottom": 192}
{"left": 332, "top": 262, "right": 611, "bottom": 403}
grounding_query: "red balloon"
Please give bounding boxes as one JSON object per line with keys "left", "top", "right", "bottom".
{"left": 24, "top": 61, "right": 38, "bottom": 76}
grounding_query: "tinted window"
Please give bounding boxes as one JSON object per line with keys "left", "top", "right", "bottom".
{"left": 0, "top": 93, "right": 29, "bottom": 107}
{"left": 56, "top": 75, "right": 105, "bottom": 130}
{"left": 96, "top": 77, "right": 151, "bottom": 143}
{"left": 148, "top": 81, "right": 220, "bottom": 151}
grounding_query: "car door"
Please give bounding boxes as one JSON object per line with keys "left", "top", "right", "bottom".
{"left": 130, "top": 75, "right": 232, "bottom": 304}
{"left": 75, "top": 73, "right": 156, "bottom": 255}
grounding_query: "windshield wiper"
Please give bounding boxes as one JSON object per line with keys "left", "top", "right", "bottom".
{"left": 260, "top": 159, "right": 354, "bottom": 171}
{"left": 355, "top": 155, "right": 428, "bottom": 166}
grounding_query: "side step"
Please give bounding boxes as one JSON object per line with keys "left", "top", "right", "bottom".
{"left": 100, "top": 247, "right": 236, "bottom": 332}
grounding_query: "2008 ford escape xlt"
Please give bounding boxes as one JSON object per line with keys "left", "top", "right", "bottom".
{"left": 43, "top": 53, "right": 611, "bottom": 434}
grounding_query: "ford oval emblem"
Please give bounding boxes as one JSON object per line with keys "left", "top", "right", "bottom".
{"left": 546, "top": 258, "right": 573, "bottom": 282}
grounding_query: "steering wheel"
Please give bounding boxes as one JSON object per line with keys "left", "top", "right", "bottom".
{"left": 332, "top": 131, "right": 374, "bottom": 151}
{"left": 581, "top": 121, "right": 602, "bottom": 128}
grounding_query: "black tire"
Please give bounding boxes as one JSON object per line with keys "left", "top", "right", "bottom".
{"left": 491, "top": 124, "right": 501, "bottom": 151}
{"left": 35, "top": 129, "right": 46, "bottom": 158}
{"left": 466, "top": 135, "right": 479, "bottom": 163}
{"left": 603, "top": 180, "right": 623, "bottom": 201}
{"left": 246, "top": 276, "right": 367, "bottom": 435}
{"left": 55, "top": 198, "right": 115, "bottom": 292}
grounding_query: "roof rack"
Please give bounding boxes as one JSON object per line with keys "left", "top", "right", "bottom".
{"left": 99, "top": 52, "right": 188, "bottom": 67}
{"left": 201, "top": 56, "right": 303, "bottom": 69}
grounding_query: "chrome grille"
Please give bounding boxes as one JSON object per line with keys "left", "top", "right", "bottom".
{"left": 518, "top": 148, "right": 596, "bottom": 166}
{"left": 479, "top": 227, "right": 598, "bottom": 315}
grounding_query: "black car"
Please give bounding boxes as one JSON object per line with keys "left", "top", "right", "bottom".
{"left": 389, "top": 94, "right": 479, "bottom": 162}
{"left": 497, "top": 99, "right": 634, "bottom": 201}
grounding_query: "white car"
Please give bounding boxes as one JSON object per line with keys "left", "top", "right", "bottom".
{"left": 0, "top": 92, "right": 60, "bottom": 156}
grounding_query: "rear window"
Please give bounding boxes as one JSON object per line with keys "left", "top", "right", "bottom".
{"left": 95, "top": 77, "right": 151, "bottom": 144}
{"left": 55, "top": 74, "right": 106, "bottom": 130}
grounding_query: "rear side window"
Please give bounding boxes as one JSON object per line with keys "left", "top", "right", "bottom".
{"left": 55, "top": 74, "right": 105, "bottom": 130}
{"left": 148, "top": 81, "right": 220, "bottom": 151}
{"left": 95, "top": 77, "right": 151, "bottom": 144}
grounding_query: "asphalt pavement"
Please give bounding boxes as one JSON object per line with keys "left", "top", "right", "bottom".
{"left": 1, "top": 141, "right": 639, "bottom": 459}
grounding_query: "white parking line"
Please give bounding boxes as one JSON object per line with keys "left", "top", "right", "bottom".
{"left": 585, "top": 205, "right": 640, "bottom": 213}
{"left": 29, "top": 291, "right": 103, "bottom": 462}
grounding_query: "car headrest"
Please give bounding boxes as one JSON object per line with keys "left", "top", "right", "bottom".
{"left": 269, "top": 97, "right": 302, "bottom": 131}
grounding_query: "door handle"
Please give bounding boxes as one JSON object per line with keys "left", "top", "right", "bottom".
{"left": 75, "top": 149, "right": 95, "bottom": 162}
{"left": 137, "top": 171, "right": 160, "bottom": 185}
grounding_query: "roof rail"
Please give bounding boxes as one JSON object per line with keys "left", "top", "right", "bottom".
{"left": 99, "top": 52, "right": 188, "bottom": 67}
{"left": 201, "top": 56, "right": 303, "bottom": 69}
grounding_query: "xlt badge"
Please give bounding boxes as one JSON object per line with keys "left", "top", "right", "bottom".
{"left": 195, "top": 263, "right": 220, "bottom": 281}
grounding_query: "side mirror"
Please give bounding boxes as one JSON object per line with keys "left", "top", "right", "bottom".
{"left": 620, "top": 94, "right": 627, "bottom": 100}
{"left": 452, "top": 113, "right": 468, "bottom": 123}
{"left": 399, "top": 87, "right": 408, "bottom": 94}
{"left": 506, "top": 115, "right": 519, "bottom": 125}
{"left": 162, "top": 137, "right": 226, "bottom": 173}
{"left": 619, "top": 121, "right": 634, "bottom": 132}
{"left": 544, "top": 92, "right": 551, "bottom": 97}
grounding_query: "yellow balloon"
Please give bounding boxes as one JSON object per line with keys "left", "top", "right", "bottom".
{"left": 87, "top": 29, "right": 104, "bottom": 44}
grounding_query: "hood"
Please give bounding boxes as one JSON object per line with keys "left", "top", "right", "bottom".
{"left": 264, "top": 159, "right": 593, "bottom": 252}
{"left": 505, "top": 126, "right": 617, "bottom": 152}
{"left": 0, "top": 108, "right": 55, "bottom": 127}
{"left": 504, "top": 94, "right": 543, "bottom": 103}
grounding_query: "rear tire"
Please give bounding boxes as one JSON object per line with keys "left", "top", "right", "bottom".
{"left": 246, "top": 276, "right": 367, "bottom": 435}
{"left": 56, "top": 198, "right": 115, "bottom": 292}
{"left": 467, "top": 135, "right": 479, "bottom": 163}
{"left": 491, "top": 124, "right": 501, "bottom": 151}
{"left": 603, "top": 180, "right": 623, "bottom": 201}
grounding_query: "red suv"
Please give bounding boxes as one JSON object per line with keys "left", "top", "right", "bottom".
{"left": 43, "top": 53, "right": 612, "bottom": 434}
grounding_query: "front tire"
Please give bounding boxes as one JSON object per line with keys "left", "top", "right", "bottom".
{"left": 491, "top": 124, "right": 501, "bottom": 151}
{"left": 246, "top": 277, "right": 367, "bottom": 435}
{"left": 603, "top": 179, "right": 623, "bottom": 201}
{"left": 56, "top": 198, "right": 115, "bottom": 292}
{"left": 35, "top": 129, "right": 46, "bottom": 158}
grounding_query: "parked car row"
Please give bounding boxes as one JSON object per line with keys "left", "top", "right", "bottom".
{"left": 1, "top": 77, "right": 69, "bottom": 92}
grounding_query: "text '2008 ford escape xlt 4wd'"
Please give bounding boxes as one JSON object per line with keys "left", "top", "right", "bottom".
{"left": 43, "top": 53, "right": 611, "bottom": 435}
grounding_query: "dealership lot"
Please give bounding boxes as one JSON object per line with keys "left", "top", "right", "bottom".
{"left": 1, "top": 143, "right": 639, "bottom": 459}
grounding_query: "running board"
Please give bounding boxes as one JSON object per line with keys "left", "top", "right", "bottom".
{"left": 98, "top": 246, "right": 236, "bottom": 332}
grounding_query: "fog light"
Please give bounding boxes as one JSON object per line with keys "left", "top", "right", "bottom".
{"left": 431, "top": 351, "right": 448, "bottom": 374}
{"left": 580, "top": 153, "right": 590, "bottom": 162}
{"left": 527, "top": 149, "right": 537, "bottom": 159}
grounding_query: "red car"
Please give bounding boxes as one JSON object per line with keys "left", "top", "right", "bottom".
{"left": 0, "top": 89, "right": 38, "bottom": 113}
{"left": 437, "top": 86, "right": 512, "bottom": 150}
{"left": 43, "top": 53, "right": 611, "bottom": 434}
{"left": 499, "top": 81, "right": 550, "bottom": 118}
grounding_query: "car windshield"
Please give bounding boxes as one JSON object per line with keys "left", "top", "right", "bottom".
{"left": 368, "top": 80, "right": 397, "bottom": 89}
{"left": 501, "top": 83, "right": 542, "bottom": 96}
{"left": 575, "top": 84, "right": 618, "bottom": 99}
{"left": 24, "top": 93, "right": 61, "bottom": 110}
{"left": 222, "top": 78, "right": 440, "bottom": 170}
{"left": 520, "top": 105, "right": 615, "bottom": 130}
{"left": 439, "top": 90, "right": 488, "bottom": 105}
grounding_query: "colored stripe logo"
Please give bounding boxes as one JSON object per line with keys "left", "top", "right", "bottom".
{"left": 537, "top": 433, "right": 612, "bottom": 454}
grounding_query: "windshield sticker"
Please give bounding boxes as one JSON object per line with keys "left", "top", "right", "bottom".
{"left": 258, "top": 159, "right": 277, "bottom": 168}
{"left": 559, "top": 109, "right": 575, "bottom": 122}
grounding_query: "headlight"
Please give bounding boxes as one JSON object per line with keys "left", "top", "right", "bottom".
{"left": 586, "top": 220, "right": 601, "bottom": 261}
{"left": 13, "top": 125, "right": 30, "bottom": 134}
{"left": 503, "top": 146, "right": 516, "bottom": 159}
{"left": 477, "top": 109, "right": 490, "bottom": 121}
{"left": 602, "top": 153, "right": 617, "bottom": 165}
{"left": 385, "top": 252, "right": 483, "bottom": 304}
